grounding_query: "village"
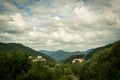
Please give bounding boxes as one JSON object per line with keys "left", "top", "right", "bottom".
{"left": 29, "top": 55, "right": 85, "bottom": 64}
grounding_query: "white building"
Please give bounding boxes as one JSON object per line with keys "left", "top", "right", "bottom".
{"left": 29, "top": 56, "right": 46, "bottom": 62}
{"left": 72, "top": 59, "right": 85, "bottom": 63}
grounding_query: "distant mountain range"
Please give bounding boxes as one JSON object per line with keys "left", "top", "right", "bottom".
{"left": 0, "top": 42, "right": 55, "bottom": 62}
{"left": 40, "top": 40, "right": 120, "bottom": 63}
{"left": 39, "top": 49, "right": 93, "bottom": 61}
{"left": 40, "top": 50, "right": 55, "bottom": 56}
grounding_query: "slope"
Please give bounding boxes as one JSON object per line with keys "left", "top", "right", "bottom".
{"left": 84, "top": 40, "right": 119, "bottom": 60}
{"left": 39, "top": 50, "right": 55, "bottom": 56}
{"left": 50, "top": 50, "right": 84, "bottom": 61}
{"left": 78, "top": 40, "right": 120, "bottom": 79}
{"left": 0, "top": 42, "right": 55, "bottom": 62}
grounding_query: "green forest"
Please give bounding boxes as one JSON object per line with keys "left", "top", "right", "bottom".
{"left": 0, "top": 40, "right": 120, "bottom": 80}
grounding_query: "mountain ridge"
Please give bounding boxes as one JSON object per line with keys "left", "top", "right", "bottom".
{"left": 0, "top": 42, "right": 55, "bottom": 62}
{"left": 61, "top": 40, "right": 120, "bottom": 63}
{"left": 39, "top": 49, "right": 93, "bottom": 61}
{"left": 85, "top": 40, "right": 120, "bottom": 60}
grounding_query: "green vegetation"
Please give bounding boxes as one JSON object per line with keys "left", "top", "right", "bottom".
{"left": 0, "top": 50, "right": 31, "bottom": 80}
{"left": 77, "top": 40, "right": 120, "bottom": 80}
{"left": 0, "top": 42, "right": 55, "bottom": 62}
{"left": 0, "top": 40, "right": 120, "bottom": 80}
{"left": 0, "top": 51, "right": 77, "bottom": 80}
{"left": 85, "top": 41, "right": 113, "bottom": 60}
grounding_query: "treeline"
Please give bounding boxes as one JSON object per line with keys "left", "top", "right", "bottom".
{"left": 72, "top": 40, "right": 120, "bottom": 80}
{"left": 0, "top": 40, "right": 120, "bottom": 80}
{"left": 0, "top": 50, "right": 78, "bottom": 80}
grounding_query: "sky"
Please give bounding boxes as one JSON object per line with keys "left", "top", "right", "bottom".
{"left": 0, "top": 0, "right": 120, "bottom": 51}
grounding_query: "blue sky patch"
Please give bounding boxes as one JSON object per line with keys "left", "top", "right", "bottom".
{"left": 83, "top": 0, "right": 89, "bottom": 3}
{"left": 13, "top": 2, "right": 32, "bottom": 16}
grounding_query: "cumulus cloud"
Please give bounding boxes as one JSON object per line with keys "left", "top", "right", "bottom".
{"left": 9, "top": 13, "right": 26, "bottom": 29}
{"left": 0, "top": 0, "right": 120, "bottom": 51}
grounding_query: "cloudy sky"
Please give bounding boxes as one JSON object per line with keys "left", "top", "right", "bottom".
{"left": 0, "top": 0, "right": 120, "bottom": 51}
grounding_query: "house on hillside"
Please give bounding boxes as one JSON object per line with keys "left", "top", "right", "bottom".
{"left": 28, "top": 56, "right": 33, "bottom": 59}
{"left": 72, "top": 59, "right": 85, "bottom": 63}
{"left": 29, "top": 56, "right": 46, "bottom": 62}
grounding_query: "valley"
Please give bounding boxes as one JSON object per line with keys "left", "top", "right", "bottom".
{"left": 0, "top": 40, "right": 120, "bottom": 80}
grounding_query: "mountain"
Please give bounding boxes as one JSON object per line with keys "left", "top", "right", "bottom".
{"left": 49, "top": 50, "right": 85, "bottom": 61}
{"left": 39, "top": 49, "right": 93, "bottom": 62}
{"left": 85, "top": 40, "right": 120, "bottom": 60}
{"left": 78, "top": 40, "right": 120, "bottom": 79}
{"left": 39, "top": 50, "right": 55, "bottom": 55}
{"left": 84, "top": 48, "right": 93, "bottom": 54}
{"left": 0, "top": 42, "right": 55, "bottom": 62}
{"left": 61, "top": 41, "right": 120, "bottom": 64}
{"left": 61, "top": 49, "right": 93, "bottom": 63}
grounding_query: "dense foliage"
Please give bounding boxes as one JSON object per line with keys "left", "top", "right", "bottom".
{"left": 77, "top": 40, "right": 120, "bottom": 80}
{"left": 85, "top": 41, "right": 114, "bottom": 60}
{"left": 0, "top": 40, "right": 120, "bottom": 80}
{"left": 0, "top": 50, "right": 31, "bottom": 80}
{"left": 0, "top": 51, "right": 78, "bottom": 80}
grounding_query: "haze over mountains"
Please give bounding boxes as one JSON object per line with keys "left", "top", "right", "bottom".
{"left": 40, "top": 49, "right": 93, "bottom": 61}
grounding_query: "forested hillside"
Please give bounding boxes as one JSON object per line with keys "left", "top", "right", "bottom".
{"left": 0, "top": 42, "right": 55, "bottom": 62}
{"left": 0, "top": 40, "right": 120, "bottom": 80}
{"left": 85, "top": 40, "right": 120, "bottom": 60}
{"left": 77, "top": 40, "right": 120, "bottom": 79}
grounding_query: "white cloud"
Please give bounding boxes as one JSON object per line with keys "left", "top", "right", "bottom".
{"left": 74, "top": 6, "right": 97, "bottom": 24}
{"left": 0, "top": 15, "right": 11, "bottom": 21}
{"left": 0, "top": 0, "right": 120, "bottom": 51}
{"left": 101, "top": 11, "right": 117, "bottom": 25}
{"left": 8, "top": 13, "right": 26, "bottom": 29}
{"left": 54, "top": 16, "right": 61, "bottom": 20}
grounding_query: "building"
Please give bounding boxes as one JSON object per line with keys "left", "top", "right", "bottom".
{"left": 29, "top": 56, "right": 46, "bottom": 62}
{"left": 28, "top": 56, "right": 33, "bottom": 59}
{"left": 72, "top": 59, "right": 85, "bottom": 63}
